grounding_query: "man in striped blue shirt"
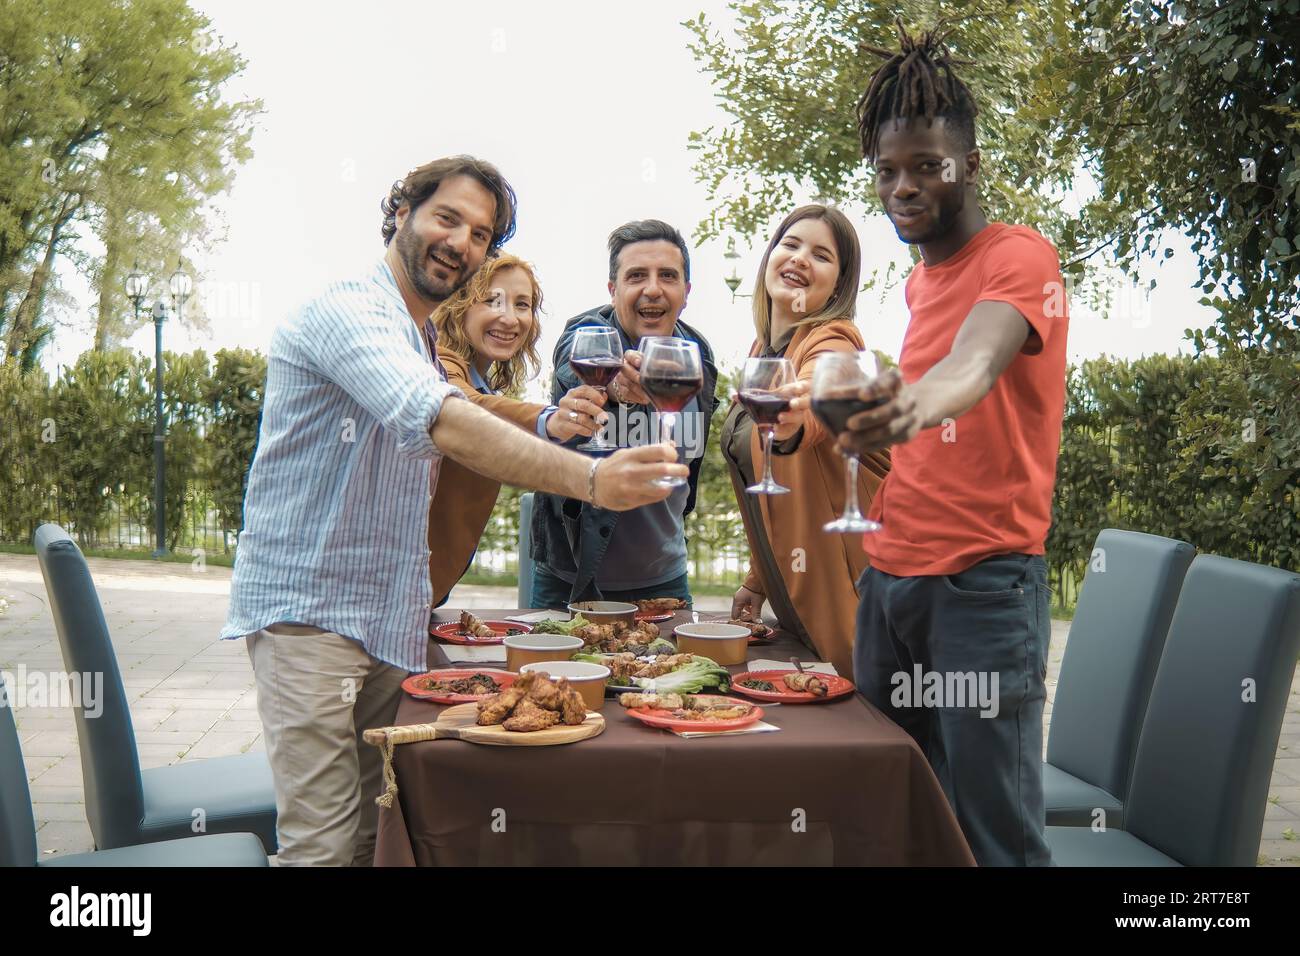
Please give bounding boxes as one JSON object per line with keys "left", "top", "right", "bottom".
{"left": 221, "top": 156, "right": 683, "bottom": 866}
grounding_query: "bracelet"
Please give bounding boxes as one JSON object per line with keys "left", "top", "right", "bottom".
{"left": 587, "top": 457, "right": 602, "bottom": 505}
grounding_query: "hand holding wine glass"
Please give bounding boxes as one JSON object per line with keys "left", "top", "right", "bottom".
{"left": 738, "top": 356, "right": 795, "bottom": 495}
{"left": 639, "top": 337, "right": 703, "bottom": 489}
{"left": 810, "top": 351, "right": 885, "bottom": 533}
{"left": 569, "top": 327, "right": 623, "bottom": 452}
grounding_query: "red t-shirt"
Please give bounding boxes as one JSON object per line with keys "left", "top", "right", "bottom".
{"left": 864, "top": 222, "right": 1069, "bottom": 577}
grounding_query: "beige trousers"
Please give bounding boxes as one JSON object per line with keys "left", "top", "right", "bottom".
{"left": 246, "top": 624, "right": 408, "bottom": 866}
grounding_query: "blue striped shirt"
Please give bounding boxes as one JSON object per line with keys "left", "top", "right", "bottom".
{"left": 220, "top": 258, "right": 463, "bottom": 671}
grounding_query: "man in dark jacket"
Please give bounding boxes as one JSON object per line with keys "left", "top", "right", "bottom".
{"left": 530, "top": 220, "right": 718, "bottom": 607}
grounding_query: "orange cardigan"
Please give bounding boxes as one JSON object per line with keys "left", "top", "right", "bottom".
{"left": 728, "top": 321, "right": 890, "bottom": 676}
{"left": 428, "top": 347, "right": 547, "bottom": 604}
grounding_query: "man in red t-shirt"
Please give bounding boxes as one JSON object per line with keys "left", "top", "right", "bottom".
{"left": 793, "top": 28, "right": 1068, "bottom": 866}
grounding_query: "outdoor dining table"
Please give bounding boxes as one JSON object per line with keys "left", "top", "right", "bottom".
{"left": 372, "top": 609, "right": 976, "bottom": 866}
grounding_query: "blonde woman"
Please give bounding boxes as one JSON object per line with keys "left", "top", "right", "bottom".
{"left": 721, "top": 205, "right": 890, "bottom": 676}
{"left": 428, "top": 253, "right": 606, "bottom": 605}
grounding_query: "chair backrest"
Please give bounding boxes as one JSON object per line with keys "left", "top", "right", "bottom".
{"left": 1125, "top": 554, "right": 1300, "bottom": 866}
{"left": 33, "top": 524, "right": 145, "bottom": 850}
{"left": 0, "top": 695, "right": 40, "bottom": 867}
{"left": 517, "top": 493, "right": 535, "bottom": 609}
{"left": 1047, "top": 529, "right": 1195, "bottom": 801}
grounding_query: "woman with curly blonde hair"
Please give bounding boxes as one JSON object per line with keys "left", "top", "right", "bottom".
{"left": 428, "top": 254, "right": 607, "bottom": 605}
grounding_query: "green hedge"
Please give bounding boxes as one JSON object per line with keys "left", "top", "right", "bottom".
{"left": 4, "top": 347, "right": 1294, "bottom": 606}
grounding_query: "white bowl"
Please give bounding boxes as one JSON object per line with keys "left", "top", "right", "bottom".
{"left": 672, "top": 622, "right": 752, "bottom": 665}
{"left": 567, "top": 601, "right": 638, "bottom": 625}
{"left": 519, "top": 660, "right": 611, "bottom": 710}
{"left": 503, "top": 634, "right": 584, "bottom": 672}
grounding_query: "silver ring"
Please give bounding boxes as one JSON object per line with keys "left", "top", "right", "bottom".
{"left": 569, "top": 411, "right": 578, "bottom": 422}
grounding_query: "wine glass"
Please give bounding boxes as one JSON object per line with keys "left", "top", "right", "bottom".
{"left": 810, "top": 351, "right": 885, "bottom": 533}
{"left": 569, "top": 327, "right": 623, "bottom": 452}
{"left": 738, "top": 356, "right": 796, "bottom": 495}
{"left": 639, "top": 336, "right": 703, "bottom": 488}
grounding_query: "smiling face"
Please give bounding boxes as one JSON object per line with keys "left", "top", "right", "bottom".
{"left": 873, "top": 117, "right": 977, "bottom": 246}
{"left": 764, "top": 216, "right": 840, "bottom": 317}
{"left": 462, "top": 266, "right": 536, "bottom": 369}
{"left": 607, "top": 240, "right": 690, "bottom": 342}
{"left": 393, "top": 174, "right": 497, "bottom": 304}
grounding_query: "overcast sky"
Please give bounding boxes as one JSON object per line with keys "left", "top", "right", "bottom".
{"left": 44, "top": 0, "right": 1214, "bottom": 399}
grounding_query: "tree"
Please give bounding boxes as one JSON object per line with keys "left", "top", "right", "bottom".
{"left": 205, "top": 347, "right": 265, "bottom": 545}
{"left": 683, "top": 1, "right": 1073, "bottom": 247}
{"left": 0, "top": 0, "right": 260, "bottom": 362}
{"left": 686, "top": 0, "right": 1299, "bottom": 571}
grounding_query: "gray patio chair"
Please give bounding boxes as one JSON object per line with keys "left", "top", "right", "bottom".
{"left": 1045, "top": 529, "right": 1195, "bottom": 828}
{"left": 32, "top": 524, "right": 277, "bottom": 853}
{"left": 1, "top": 693, "right": 267, "bottom": 867}
{"left": 1047, "top": 554, "right": 1300, "bottom": 865}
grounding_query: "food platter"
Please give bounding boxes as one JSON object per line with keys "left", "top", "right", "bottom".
{"left": 623, "top": 695, "right": 764, "bottom": 732}
{"left": 402, "top": 669, "right": 516, "bottom": 704}
{"left": 431, "top": 619, "right": 532, "bottom": 646}
{"left": 730, "top": 669, "right": 855, "bottom": 704}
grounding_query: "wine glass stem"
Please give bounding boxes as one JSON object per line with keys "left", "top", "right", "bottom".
{"left": 761, "top": 427, "right": 777, "bottom": 486}
{"left": 660, "top": 410, "right": 678, "bottom": 462}
{"left": 841, "top": 452, "right": 863, "bottom": 520}
{"left": 595, "top": 387, "right": 608, "bottom": 444}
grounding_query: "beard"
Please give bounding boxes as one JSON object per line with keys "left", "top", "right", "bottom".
{"left": 395, "top": 219, "right": 464, "bottom": 302}
{"left": 897, "top": 187, "right": 968, "bottom": 245}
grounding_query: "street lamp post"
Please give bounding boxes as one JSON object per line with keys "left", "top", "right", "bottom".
{"left": 724, "top": 236, "right": 751, "bottom": 302}
{"left": 150, "top": 298, "right": 168, "bottom": 557}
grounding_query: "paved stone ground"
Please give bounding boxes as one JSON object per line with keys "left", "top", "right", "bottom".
{"left": 2, "top": 552, "right": 1297, "bottom": 865}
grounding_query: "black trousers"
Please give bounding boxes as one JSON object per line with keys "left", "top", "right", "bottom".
{"left": 854, "top": 552, "right": 1052, "bottom": 866}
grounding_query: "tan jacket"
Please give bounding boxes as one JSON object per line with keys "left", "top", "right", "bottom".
{"left": 727, "top": 321, "right": 890, "bottom": 676}
{"left": 428, "top": 347, "right": 547, "bottom": 604}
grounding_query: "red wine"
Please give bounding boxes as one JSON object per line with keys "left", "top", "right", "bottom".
{"left": 569, "top": 357, "right": 623, "bottom": 389}
{"left": 812, "top": 396, "right": 886, "bottom": 436}
{"left": 737, "top": 389, "right": 791, "bottom": 427}
{"left": 641, "top": 373, "right": 702, "bottom": 413}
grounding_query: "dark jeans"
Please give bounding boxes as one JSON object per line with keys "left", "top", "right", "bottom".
{"left": 531, "top": 563, "right": 692, "bottom": 610}
{"left": 854, "top": 552, "right": 1052, "bottom": 867}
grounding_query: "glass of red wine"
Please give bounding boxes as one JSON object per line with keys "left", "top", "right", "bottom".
{"left": 738, "top": 356, "right": 796, "bottom": 495}
{"left": 569, "top": 327, "right": 623, "bottom": 452}
{"left": 811, "top": 351, "right": 885, "bottom": 533}
{"left": 639, "top": 336, "right": 703, "bottom": 488}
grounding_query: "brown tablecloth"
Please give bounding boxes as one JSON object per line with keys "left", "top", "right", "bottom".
{"left": 372, "top": 610, "right": 975, "bottom": 866}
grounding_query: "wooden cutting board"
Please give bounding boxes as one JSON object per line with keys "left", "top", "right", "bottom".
{"left": 364, "top": 702, "right": 605, "bottom": 748}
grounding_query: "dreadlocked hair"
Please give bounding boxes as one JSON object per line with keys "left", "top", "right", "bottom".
{"left": 856, "top": 17, "right": 978, "bottom": 161}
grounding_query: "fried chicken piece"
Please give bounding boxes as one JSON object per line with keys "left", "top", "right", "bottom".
{"left": 574, "top": 623, "right": 614, "bottom": 646}
{"left": 784, "top": 672, "right": 829, "bottom": 697}
{"left": 502, "top": 698, "right": 560, "bottom": 732}
{"left": 526, "top": 674, "right": 565, "bottom": 711}
{"left": 634, "top": 619, "right": 660, "bottom": 639}
{"left": 555, "top": 678, "right": 588, "bottom": 725}
{"left": 475, "top": 672, "right": 536, "bottom": 725}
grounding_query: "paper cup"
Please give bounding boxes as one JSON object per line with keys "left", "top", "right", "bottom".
{"left": 503, "top": 634, "right": 583, "bottom": 674}
{"left": 519, "top": 660, "right": 610, "bottom": 711}
{"left": 672, "top": 623, "right": 752, "bottom": 666}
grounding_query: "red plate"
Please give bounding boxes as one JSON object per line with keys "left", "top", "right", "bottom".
{"left": 635, "top": 611, "right": 675, "bottom": 623}
{"left": 624, "top": 695, "right": 764, "bottom": 732}
{"left": 730, "top": 669, "right": 855, "bottom": 704}
{"left": 430, "top": 619, "right": 532, "bottom": 646}
{"left": 402, "top": 669, "right": 516, "bottom": 704}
